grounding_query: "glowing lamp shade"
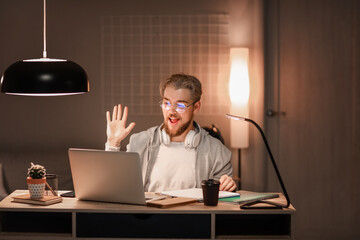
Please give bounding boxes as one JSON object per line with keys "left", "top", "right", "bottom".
{"left": 229, "top": 49, "right": 250, "bottom": 106}
{"left": 229, "top": 48, "right": 250, "bottom": 148}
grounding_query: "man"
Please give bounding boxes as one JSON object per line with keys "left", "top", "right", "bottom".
{"left": 105, "top": 73, "right": 236, "bottom": 192}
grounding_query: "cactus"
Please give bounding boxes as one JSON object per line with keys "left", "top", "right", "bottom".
{"left": 27, "top": 162, "right": 46, "bottom": 179}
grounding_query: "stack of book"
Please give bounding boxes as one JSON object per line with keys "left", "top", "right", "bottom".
{"left": 12, "top": 194, "right": 63, "bottom": 206}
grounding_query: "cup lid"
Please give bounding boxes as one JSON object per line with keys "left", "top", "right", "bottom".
{"left": 202, "top": 179, "right": 220, "bottom": 186}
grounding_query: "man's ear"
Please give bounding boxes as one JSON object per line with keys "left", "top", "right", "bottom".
{"left": 193, "top": 101, "right": 201, "bottom": 114}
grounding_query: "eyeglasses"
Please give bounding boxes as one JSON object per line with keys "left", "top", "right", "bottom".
{"left": 159, "top": 100, "right": 196, "bottom": 113}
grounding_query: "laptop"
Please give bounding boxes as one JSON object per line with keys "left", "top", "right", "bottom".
{"left": 68, "top": 148, "right": 146, "bottom": 205}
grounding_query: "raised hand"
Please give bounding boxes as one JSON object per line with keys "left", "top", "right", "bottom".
{"left": 219, "top": 175, "right": 237, "bottom": 192}
{"left": 106, "top": 104, "right": 136, "bottom": 147}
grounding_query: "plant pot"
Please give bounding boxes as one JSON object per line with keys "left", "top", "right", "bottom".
{"left": 27, "top": 177, "right": 46, "bottom": 199}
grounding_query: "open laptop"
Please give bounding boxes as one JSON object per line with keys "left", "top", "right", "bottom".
{"left": 68, "top": 148, "right": 146, "bottom": 205}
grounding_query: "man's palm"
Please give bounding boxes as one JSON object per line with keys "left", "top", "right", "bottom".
{"left": 106, "top": 104, "right": 135, "bottom": 147}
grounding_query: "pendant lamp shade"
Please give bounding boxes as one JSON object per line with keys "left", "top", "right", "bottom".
{"left": 0, "top": 0, "right": 89, "bottom": 96}
{"left": 1, "top": 59, "right": 89, "bottom": 96}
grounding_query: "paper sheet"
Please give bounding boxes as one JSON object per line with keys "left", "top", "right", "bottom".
{"left": 160, "top": 188, "right": 239, "bottom": 200}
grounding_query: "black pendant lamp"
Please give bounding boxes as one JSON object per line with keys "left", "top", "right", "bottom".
{"left": 0, "top": 0, "right": 89, "bottom": 96}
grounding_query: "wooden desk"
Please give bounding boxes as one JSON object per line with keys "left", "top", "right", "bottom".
{"left": 0, "top": 190, "right": 295, "bottom": 240}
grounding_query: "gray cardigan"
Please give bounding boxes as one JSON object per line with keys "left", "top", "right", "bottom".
{"left": 126, "top": 122, "right": 233, "bottom": 191}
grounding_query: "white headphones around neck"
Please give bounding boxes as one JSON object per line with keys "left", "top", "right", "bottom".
{"left": 160, "top": 126, "right": 201, "bottom": 148}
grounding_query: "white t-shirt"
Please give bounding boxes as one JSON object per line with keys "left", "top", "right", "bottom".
{"left": 147, "top": 142, "right": 196, "bottom": 192}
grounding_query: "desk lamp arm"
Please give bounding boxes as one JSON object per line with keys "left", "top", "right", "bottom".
{"left": 226, "top": 114, "right": 291, "bottom": 208}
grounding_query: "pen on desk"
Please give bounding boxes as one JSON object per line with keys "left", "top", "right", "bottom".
{"left": 155, "top": 192, "right": 174, "bottom": 198}
{"left": 146, "top": 195, "right": 167, "bottom": 203}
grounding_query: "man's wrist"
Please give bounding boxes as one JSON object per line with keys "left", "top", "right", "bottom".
{"left": 106, "top": 138, "right": 121, "bottom": 147}
{"left": 105, "top": 142, "right": 121, "bottom": 151}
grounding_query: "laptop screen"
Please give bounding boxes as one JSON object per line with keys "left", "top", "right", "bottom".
{"left": 68, "top": 148, "right": 146, "bottom": 205}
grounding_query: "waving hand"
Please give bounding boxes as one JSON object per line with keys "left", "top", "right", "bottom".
{"left": 106, "top": 104, "right": 136, "bottom": 147}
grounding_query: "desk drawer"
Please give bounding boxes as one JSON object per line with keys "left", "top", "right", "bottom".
{"left": 0, "top": 211, "right": 72, "bottom": 235}
{"left": 215, "top": 214, "right": 291, "bottom": 238}
{"left": 76, "top": 213, "right": 211, "bottom": 238}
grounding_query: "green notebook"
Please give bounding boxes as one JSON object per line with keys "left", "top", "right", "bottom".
{"left": 219, "top": 190, "right": 279, "bottom": 204}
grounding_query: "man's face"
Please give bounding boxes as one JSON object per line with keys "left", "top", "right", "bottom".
{"left": 162, "top": 86, "right": 200, "bottom": 139}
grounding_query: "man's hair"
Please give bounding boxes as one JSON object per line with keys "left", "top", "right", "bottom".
{"left": 159, "top": 73, "right": 202, "bottom": 102}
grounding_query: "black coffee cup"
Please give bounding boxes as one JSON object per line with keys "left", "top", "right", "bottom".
{"left": 202, "top": 179, "right": 220, "bottom": 206}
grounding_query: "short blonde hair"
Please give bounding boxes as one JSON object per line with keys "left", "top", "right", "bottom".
{"left": 159, "top": 73, "right": 202, "bottom": 102}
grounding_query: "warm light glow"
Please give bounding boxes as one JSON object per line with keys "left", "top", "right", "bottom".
{"left": 23, "top": 58, "right": 67, "bottom": 62}
{"left": 225, "top": 113, "right": 246, "bottom": 121}
{"left": 4, "top": 92, "right": 86, "bottom": 96}
{"left": 229, "top": 48, "right": 250, "bottom": 106}
{"left": 229, "top": 48, "right": 250, "bottom": 149}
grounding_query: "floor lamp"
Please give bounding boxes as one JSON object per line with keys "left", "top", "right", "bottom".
{"left": 228, "top": 48, "right": 250, "bottom": 189}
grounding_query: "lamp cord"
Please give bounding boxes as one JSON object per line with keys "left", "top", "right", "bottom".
{"left": 43, "top": 0, "right": 47, "bottom": 58}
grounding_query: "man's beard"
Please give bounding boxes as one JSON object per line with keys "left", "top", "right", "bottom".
{"left": 164, "top": 117, "right": 193, "bottom": 138}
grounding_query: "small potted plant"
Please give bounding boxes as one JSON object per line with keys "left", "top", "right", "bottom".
{"left": 27, "top": 162, "right": 46, "bottom": 199}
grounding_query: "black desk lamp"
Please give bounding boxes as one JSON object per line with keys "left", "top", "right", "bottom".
{"left": 226, "top": 114, "right": 291, "bottom": 209}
